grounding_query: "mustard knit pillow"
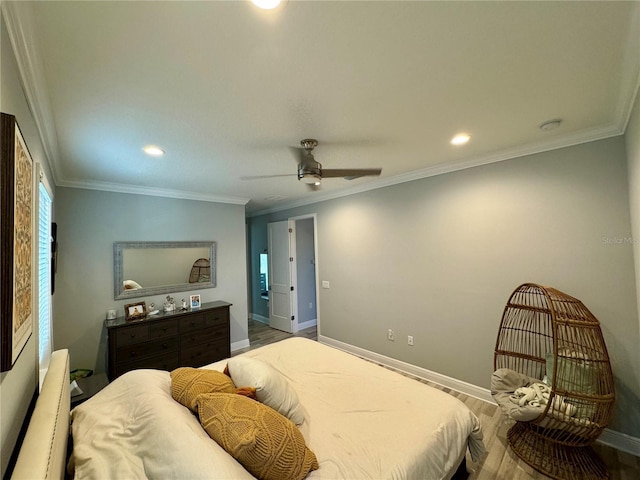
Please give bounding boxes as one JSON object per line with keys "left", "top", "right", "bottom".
{"left": 170, "top": 367, "right": 236, "bottom": 412}
{"left": 197, "top": 393, "right": 319, "bottom": 480}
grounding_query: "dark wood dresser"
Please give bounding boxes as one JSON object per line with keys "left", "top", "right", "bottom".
{"left": 105, "top": 300, "right": 231, "bottom": 380}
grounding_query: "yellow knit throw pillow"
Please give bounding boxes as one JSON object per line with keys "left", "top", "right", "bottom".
{"left": 170, "top": 367, "right": 236, "bottom": 412}
{"left": 197, "top": 393, "right": 319, "bottom": 480}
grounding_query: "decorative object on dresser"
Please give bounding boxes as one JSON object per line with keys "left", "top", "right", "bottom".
{"left": 1, "top": 113, "right": 34, "bottom": 372}
{"left": 106, "top": 300, "right": 231, "bottom": 380}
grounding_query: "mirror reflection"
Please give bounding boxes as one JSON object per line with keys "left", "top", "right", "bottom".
{"left": 114, "top": 241, "right": 216, "bottom": 300}
{"left": 259, "top": 253, "right": 268, "bottom": 299}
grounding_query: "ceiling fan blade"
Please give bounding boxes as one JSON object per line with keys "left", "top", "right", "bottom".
{"left": 322, "top": 168, "right": 382, "bottom": 179}
{"left": 240, "top": 174, "right": 296, "bottom": 180}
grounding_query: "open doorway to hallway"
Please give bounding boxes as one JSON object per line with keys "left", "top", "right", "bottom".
{"left": 247, "top": 213, "right": 319, "bottom": 336}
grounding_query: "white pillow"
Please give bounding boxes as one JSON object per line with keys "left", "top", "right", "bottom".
{"left": 226, "top": 356, "right": 305, "bottom": 426}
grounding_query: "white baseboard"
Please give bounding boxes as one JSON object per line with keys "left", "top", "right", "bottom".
{"left": 296, "top": 319, "right": 317, "bottom": 331}
{"left": 319, "top": 335, "right": 494, "bottom": 403}
{"left": 231, "top": 338, "right": 250, "bottom": 352}
{"left": 318, "top": 335, "right": 640, "bottom": 456}
{"left": 250, "top": 313, "right": 269, "bottom": 324}
{"left": 597, "top": 429, "right": 640, "bottom": 456}
{"left": 250, "top": 314, "right": 316, "bottom": 332}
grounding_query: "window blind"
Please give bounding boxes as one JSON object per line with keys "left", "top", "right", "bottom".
{"left": 38, "top": 181, "right": 52, "bottom": 388}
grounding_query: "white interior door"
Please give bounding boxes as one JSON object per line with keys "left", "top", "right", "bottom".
{"left": 268, "top": 220, "right": 295, "bottom": 333}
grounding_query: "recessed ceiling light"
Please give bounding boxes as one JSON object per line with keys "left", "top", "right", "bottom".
{"left": 450, "top": 133, "right": 471, "bottom": 146}
{"left": 539, "top": 119, "right": 562, "bottom": 132}
{"left": 251, "top": 0, "right": 281, "bottom": 9}
{"left": 143, "top": 145, "right": 165, "bottom": 156}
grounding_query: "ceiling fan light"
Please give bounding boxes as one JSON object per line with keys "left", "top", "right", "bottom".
{"left": 299, "top": 172, "right": 321, "bottom": 185}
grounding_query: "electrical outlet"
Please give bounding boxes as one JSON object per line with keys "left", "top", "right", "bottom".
{"left": 322, "top": 280, "right": 330, "bottom": 289}
{"left": 387, "top": 329, "right": 394, "bottom": 341}
{"left": 309, "top": 302, "right": 313, "bottom": 309}
{"left": 408, "top": 335, "right": 414, "bottom": 346}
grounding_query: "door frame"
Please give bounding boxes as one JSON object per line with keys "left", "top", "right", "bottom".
{"left": 288, "top": 213, "right": 319, "bottom": 334}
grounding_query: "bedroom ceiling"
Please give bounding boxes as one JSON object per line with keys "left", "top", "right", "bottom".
{"left": 8, "top": 1, "right": 640, "bottom": 213}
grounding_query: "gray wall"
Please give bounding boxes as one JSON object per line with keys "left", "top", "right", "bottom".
{"left": 625, "top": 88, "right": 640, "bottom": 426}
{"left": 248, "top": 135, "right": 639, "bottom": 437}
{"left": 0, "top": 10, "right": 56, "bottom": 476}
{"left": 295, "top": 217, "right": 317, "bottom": 324}
{"left": 54, "top": 188, "right": 249, "bottom": 374}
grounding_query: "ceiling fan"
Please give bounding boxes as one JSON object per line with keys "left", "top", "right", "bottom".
{"left": 293, "top": 139, "right": 382, "bottom": 189}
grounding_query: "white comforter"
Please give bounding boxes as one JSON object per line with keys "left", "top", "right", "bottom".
{"left": 70, "top": 338, "right": 484, "bottom": 479}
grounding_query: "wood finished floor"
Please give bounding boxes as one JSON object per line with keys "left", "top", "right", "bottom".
{"left": 241, "top": 319, "right": 640, "bottom": 480}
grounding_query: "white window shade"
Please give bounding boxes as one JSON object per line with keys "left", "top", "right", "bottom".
{"left": 38, "top": 179, "right": 53, "bottom": 389}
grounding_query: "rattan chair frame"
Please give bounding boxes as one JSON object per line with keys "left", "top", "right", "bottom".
{"left": 494, "top": 283, "right": 615, "bottom": 480}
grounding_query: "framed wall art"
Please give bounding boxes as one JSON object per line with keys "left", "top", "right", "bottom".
{"left": 1, "top": 113, "right": 34, "bottom": 372}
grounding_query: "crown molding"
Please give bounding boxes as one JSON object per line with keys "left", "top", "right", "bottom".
{"left": 248, "top": 122, "right": 624, "bottom": 217}
{"left": 5, "top": 1, "right": 638, "bottom": 214}
{"left": 58, "top": 179, "right": 250, "bottom": 206}
{"left": 2, "top": 1, "right": 61, "bottom": 185}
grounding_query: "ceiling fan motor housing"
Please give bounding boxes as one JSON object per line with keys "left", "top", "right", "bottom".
{"left": 298, "top": 162, "right": 322, "bottom": 184}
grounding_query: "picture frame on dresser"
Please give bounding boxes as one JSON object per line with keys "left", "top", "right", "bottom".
{"left": 124, "top": 301, "right": 147, "bottom": 321}
{"left": 190, "top": 294, "right": 201, "bottom": 309}
{"left": 1, "top": 113, "right": 34, "bottom": 372}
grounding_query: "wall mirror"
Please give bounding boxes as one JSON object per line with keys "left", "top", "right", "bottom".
{"left": 114, "top": 241, "right": 216, "bottom": 300}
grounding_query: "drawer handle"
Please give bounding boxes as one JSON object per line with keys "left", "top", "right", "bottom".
{"left": 130, "top": 352, "right": 136, "bottom": 357}
{"left": 130, "top": 334, "right": 136, "bottom": 339}
{"left": 162, "top": 343, "right": 168, "bottom": 349}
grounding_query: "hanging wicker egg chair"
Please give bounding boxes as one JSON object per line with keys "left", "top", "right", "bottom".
{"left": 492, "top": 283, "right": 615, "bottom": 480}
{"left": 188, "top": 258, "right": 211, "bottom": 283}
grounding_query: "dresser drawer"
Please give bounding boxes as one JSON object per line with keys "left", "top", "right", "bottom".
{"left": 116, "top": 336, "right": 179, "bottom": 362}
{"left": 149, "top": 319, "right": 179, "bottom": 339}
{"left": 181, "top": 324, "right": 229, "bottom": 349}
{"left": 204, "top": 308, "right": 229, "bottom": 327}
{"left": 115, "top": 351, "right": 180, "bottom": 377}
{"left": 179, "top": 313, "right": 205, "bottom": 333}
{"left": 181, "top": 339, "right": 229, "bottom": 367}
{"left": 116, "top": 324, "right": 149, "bottom": 346}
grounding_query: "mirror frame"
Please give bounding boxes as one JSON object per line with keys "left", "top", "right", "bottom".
{"left": 114, "top": 241, "right": 217, "bottom": 300}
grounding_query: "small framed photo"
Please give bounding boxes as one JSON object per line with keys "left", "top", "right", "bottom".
{"left": 190, "top": 294, "right": 201, "bottom": 309}
{"left": 124, "top": 301, "right": 146, "bottom": 321}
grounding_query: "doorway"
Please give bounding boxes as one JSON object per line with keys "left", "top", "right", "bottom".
{"left": 266, "top": 214, "right": 318, "bottom": 334}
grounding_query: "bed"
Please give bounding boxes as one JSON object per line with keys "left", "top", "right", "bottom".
{"left": 14, "top": 337, "right": 485, "bottom": 480}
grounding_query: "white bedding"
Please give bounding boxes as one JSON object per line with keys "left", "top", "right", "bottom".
{"left": 70, "top": 338, "right": 484, "bottom": 479}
